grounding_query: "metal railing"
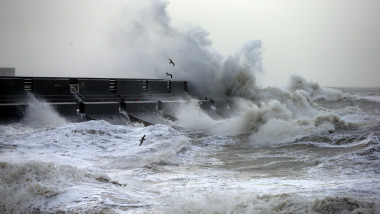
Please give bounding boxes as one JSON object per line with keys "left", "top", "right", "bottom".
{"left": 70, "top": 84, "right": 85, "bottom": 102}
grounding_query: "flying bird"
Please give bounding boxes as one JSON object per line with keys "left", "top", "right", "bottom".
{"left": 165, "top": 72, "right": 173, "bottom": 79}
{"left": 139, "top": 135, "right": 146, "bottom": 146}
{"left": 168, "top": 58, "right": 175, "bottom": 67}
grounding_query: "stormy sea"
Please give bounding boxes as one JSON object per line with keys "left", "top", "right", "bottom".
{"left": 0, "top": 79, "right": 379, "bottom": 213}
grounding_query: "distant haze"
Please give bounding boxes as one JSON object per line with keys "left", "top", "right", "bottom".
{"left": 0, "top": 0, "right": 379, "bottom": 88}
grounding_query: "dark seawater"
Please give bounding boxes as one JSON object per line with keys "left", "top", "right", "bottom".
{"left": 0, "top": 87, "right": 379, "bottom": 213}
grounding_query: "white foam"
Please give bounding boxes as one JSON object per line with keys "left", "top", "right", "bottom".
{"left": 0, "top": 161, "right": 89, "bottom": 213}
{"left": 175, "top": 98, "right": 302, "bottom": 136}
{"left": 160, "top": 176, "right": 379, "bottom": 213}
{"left": 296, "top": 135, "right": 373, "bottom": 148}
{"left": 363, "top": 95, "right": 380, "bottom": 103}
{"left": 287, "top": 75, "right": 351, "bottom": 101}
{"left": 0, "top": 0, "right": 378, "bottom": 212}
{"left": 0, "top": 120, "right": 195, "bottom": 213}
{"left": 1, "top": 118, "right": 379, "bottom": 213}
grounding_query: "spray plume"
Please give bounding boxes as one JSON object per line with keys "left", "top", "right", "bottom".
{"left": 0, "top": 0, "right": 262, "bottom": 99}
{"left": 1, "top": 0, "right": 350, "bottom": 145}
{"left": 21, "top": 93, "right": 68, "bottom": 128}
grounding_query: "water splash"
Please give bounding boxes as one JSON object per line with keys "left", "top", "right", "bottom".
{"left": 21, "top": 93, "right": 67, "bottom": 128}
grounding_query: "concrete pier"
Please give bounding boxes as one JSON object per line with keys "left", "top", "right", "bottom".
{"left": 0, "top": 76, "right": 221, "bottom": 125}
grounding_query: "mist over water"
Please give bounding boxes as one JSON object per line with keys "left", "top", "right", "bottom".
{"left": 1, "top": 0, "right": 380, "bottom": 213}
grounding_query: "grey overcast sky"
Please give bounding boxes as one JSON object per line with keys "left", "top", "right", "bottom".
{"left": 167, "top": 0, "right": 380, "bottom": 87}
{"left": 0, "top": 0, "right": 379, "bottom": 87}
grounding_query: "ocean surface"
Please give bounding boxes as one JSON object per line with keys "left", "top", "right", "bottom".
{"left": 0, "top": 86, "right": 379, "bottom": 213}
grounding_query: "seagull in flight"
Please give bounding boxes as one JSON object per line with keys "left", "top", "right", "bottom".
{"left": 168, "top": 58, "right": 175, "bottom": 67}
{"left": 166, "top": 72, "right": 173, "bottom": 79}
{"left": 139, "top": 135, "right": 146, "bottom": 146}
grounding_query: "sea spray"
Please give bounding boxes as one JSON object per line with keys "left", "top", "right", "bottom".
{"left": 0, "top": 161, "right": 84, "bottom": 213}
{"left": 20, "top": 93, "right": 67, "bottom": 128}
{"left": 0, "top": 89, "right": 379, "bottom": 213}
{"left": 287, "top": 75, "right": 351, "bottom": 101}
{"left": 0, "top": 1, "right": 378, "bottom": 213}
{"left": 173, "top": 76, "right": 361, "bottom": 147}
{"left": 118, "top": 1, "right": 362, "bottom": 148}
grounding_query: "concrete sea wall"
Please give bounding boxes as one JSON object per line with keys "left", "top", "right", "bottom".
{"left": 0, "top": 76, "right": 215, "bottom": 125}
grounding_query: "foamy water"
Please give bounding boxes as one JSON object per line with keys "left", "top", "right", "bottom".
{"left": 0, "top": 86, "right": 379, "bottom": 213}
{"left": 1, "top": 1, "right": 379, "bottom": 212}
